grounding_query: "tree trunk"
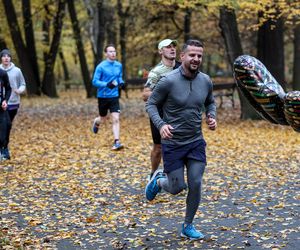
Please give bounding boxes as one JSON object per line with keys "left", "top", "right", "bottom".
{"left": 83, "top": 0, "right": 106, "bottom": 67}
{"left": 59, "top": 49, "right": 70, "bottom": 81}
{"left": 293, "top": 23, "right": 300, "bottom": 90}
{"left": 22, "top": 0, "right": 40, "bottom": 87}
{"left": 117, "top": 0, "right": 128, "bottom": 81}
{"left": 106, "top": 5, "right": 117, "bottom": 46}
{"left": 42, "top": 4, "right": 51, "bottom": 62}
{"left": 96, "top": 0, "right": 106, "bottom": 64}
{"left": 0, "top": 40, "right": 7, "bottom": 50}
{"left": 257, "top": 13, "right": 285, "bottom": 89}
{"left": 184, "top": 8, "right": 192, "bottom": 42}
{"left": 67, "top": 0, "right": 93, "bottom": 98}
{"left": 219, "top": 6, "right": 260, "bottom": 120}
{"left": 2, "top": 0, "right": 40, "bottom": 95}
{"left": 0, "top": 27, "right": 7, "bottom": 50}
{"left": 41, "top": 0, "right": 66, "bottom": 97}
{"left": 205, "top": 54, "right": 212, "bottom": 76}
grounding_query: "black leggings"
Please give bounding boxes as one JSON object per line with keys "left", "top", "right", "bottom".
{"left": 160, "top": 159, "right": 206, "bottom": 224}
{"left": 3, "top": 109, "right": 18, "bottom": 148}
{"left": 0, "top": 111, "right": 11, "bottom": 148}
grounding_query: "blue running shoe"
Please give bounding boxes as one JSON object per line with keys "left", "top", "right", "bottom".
{"left": 2, "top": 148, "right": 10, "bottom": 160}
{"left": 181, "top": 224, "right": 205, "bottom": 240}
{"left": 145, "top": 169, "right": 165, "bottom": 201}
{"left": 92, "top": 118, "right": 100, "bottom": 134}
{"left": 112, "top": 142, "right": 124, "bottom": 150}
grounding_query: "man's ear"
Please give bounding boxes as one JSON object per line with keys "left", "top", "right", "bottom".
{"left": 180, "top": 52, "right": 185, "bottom": 61}
{"left": 158, "top": 49, "right": 163, "bottom": 55}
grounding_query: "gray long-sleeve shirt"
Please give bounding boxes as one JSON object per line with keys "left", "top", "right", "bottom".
{"left": 146, "top": 66, "right": 216, "bottom": 145}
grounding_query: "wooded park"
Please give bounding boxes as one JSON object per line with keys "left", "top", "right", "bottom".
{"left": 0, "top": 0, "right": 300, "bottom": 119}
{"left": 0, "top": 0, "right": 300, "bottom": 249}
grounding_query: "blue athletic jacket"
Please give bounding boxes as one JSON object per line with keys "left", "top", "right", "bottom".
{"left": 92, "top": 60, "right": 124, "bottom": 98}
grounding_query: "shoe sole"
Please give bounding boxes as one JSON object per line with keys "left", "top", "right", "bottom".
{"left": 92, "top": 125, "right": 99, "bottom": 134}
{"left": 145, "top": 168, "right": 163, "bottom": 201}
{"left": 180, "top": 233, "right": 205, "bottom": 240}
{"left": 92, "top": 119, "right": 100, "bottom": 134}
{"left": 111, "top": 145, "right": 124, "bottom": 150}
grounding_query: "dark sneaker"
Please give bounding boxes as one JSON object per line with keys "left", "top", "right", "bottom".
{"left": 112, "top": 142, "right": 124, "bottom": 150}
{"left": 2, "top": 148, "right": 10, "bottom": 160}
{"left": 181, "top": 224, "right": 205, "bottom": 240}
{"left": 92, "top": 118, "right": 100, "bottom": 134}
{"left": 145, "top": 169, "right": 165, "bottom": 201}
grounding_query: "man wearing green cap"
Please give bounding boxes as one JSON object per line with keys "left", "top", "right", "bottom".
{"left": 142, "top": 38, "right": 181, "bottom": 180}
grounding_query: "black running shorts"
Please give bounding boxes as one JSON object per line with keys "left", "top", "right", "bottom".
{"left": 98, "top": 97, "right": 120, "bottom": 117}
{"left": 150, "top": 108, "right": 163, "bottom": 144}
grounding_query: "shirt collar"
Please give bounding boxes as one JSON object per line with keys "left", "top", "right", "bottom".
{"left": 179, "top": 65, "right": 199, "bottom": 80}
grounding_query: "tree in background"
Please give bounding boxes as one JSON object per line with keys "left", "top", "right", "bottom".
{"left": 184, "top": 8, "right": 192, "bottom": 42}
{"left": 0, "top": 27, "right": 7, "bottom": 49}
{"left": 219, "top": 5, "right": 260, "bottom": 120}
{"left": 1, "top": 0, "right": 40, "bottom": 95}
{"left": 0, "top": 0, "right": 299, "bottom": 106}
{"left": 84, "top": 0, "right": 106, "bottom": 66}
{"left": 67, "top": 0, "right": 93, "bottom": 98}
{"left": 22, "top": 0, "right": 40, "bottom": 89}
{"left": 117, "top": 0, "right": 132, "bottom": 82}
{"left": 257, "top": 9, "right": 285, "bottom": 89}
{"left": 239, "top": 0, "right": 300, "bottom": 90}
{"left": 41, "top": 0, "right": 66, "bottom": 97}
{"left": 293, "top": 22, "right": 300, "bottom": 90}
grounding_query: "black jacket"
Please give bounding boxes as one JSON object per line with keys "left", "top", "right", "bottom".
{"left": 0, "top": 68, "right": 11, "bottom": 109}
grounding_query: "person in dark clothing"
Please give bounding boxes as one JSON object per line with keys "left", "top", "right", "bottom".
{"left": 0, "top": 68, "right": 11, "bottom": 161}
{"left": 145, "top": 39, "right": 217, "bottom": 240}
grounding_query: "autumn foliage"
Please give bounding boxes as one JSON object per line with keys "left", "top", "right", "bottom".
{"left": 0, "top": 90, "right": 299, "bottom": 249}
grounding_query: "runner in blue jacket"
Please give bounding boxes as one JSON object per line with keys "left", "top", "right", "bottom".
{"left": 91, "top": 44, "right": 125, "bottom": 150}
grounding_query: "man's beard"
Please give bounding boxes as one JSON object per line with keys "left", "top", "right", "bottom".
{"left": 189, "top": 64, "right": 200, "bottom": 73}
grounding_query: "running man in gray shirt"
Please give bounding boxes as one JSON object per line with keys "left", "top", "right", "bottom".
{"left": 145, "top": 39, "right": 217, "bottom": 240}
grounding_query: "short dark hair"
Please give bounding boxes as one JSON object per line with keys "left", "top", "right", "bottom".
{"left": 181, "top": 39, "right": 203, "bottom": 52}
{"left": 104, "top": 44, "right": 116, "bottom": 52}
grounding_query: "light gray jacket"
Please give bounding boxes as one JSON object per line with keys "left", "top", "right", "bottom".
{"left": 0, "top": 63, "right": 26, "bottom": 106}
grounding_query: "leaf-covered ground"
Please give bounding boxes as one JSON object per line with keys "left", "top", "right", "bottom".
{"left": 0, "top": 89, "right": 299, "bottom": 250}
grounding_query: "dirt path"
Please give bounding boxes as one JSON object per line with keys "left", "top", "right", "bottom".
{"left": 1, "top": 90, "right": 299, "bottom": 249}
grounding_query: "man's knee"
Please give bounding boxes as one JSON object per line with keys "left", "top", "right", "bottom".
{"left": 111, "top": 116, "right": 119, "bottom": 124}
{"left": 189, "top": 178, "right": 202, "bottom": 191}
{"left": 168, "top": 176, "right": 187, "bottom": 195}
{"left": 169, "top": 183, "right": 186, "bottom": 195}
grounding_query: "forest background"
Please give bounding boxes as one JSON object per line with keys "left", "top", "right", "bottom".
{"left": 0, "top": 0, "right": 300, "bottom": 118}
{"left": 1, "top": 1, "right": 300, "bottom": 249}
